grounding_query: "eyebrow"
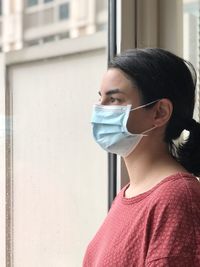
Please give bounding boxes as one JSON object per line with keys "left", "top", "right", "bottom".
{"left": 98, "top": 88, "right": 126, "bottom": 96}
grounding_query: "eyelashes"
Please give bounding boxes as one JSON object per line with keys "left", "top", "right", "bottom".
{"left": 98, "top": 96, "right": 123, "bottom": 104}
{"left": 110, "top": 97, "right": 122, "bottom": 103}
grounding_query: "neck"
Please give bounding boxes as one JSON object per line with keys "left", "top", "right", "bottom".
{"left": 123, "top": 138, "right": 186, "bottom": 197}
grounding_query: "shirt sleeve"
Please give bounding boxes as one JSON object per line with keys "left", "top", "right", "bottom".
{"left": 145, "top": 181, "right": 199, "bottom": 266}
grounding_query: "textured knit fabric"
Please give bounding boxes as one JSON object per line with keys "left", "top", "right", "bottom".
{"left": 83, "top": 173, "right": 200, "bottom": 267}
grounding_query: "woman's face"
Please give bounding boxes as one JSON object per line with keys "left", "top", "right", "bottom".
{"left": 98, "top": 68, "right": 156, "bottom": 134}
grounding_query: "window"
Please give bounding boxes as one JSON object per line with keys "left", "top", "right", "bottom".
{"left": 59, "top": 3, "right": 70, "bottom": 21}
{"left": 27, "top": 0, "right": 38, "bottom": 7}
{"left": 58, "top": 31, "right": 70, "bottom": 40}
{"left": 24, "top": 39, "right": 40, "bottom": 47}
{"left": 43, "top": 35, "right": 55, "bottom": 43}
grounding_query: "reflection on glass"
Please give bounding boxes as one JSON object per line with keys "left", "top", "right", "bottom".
{"left": 183, "top": 0, "right": 200, "bottom": 119}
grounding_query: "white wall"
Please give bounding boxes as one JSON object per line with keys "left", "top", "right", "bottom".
{"left": 7, "top": 37, "right": 108, "bottom": 266}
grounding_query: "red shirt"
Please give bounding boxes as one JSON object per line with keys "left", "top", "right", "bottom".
{"left": 83, "top": 173, "right": 200, "bottom": 266}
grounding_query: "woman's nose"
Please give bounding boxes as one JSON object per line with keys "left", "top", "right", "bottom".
{"left": 99, "top": 97, "right": 107, "bottom": 105}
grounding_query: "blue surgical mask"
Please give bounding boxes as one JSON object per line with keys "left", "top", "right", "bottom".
{"left": 91, "top": 100, "right": 158, "bottom": 157}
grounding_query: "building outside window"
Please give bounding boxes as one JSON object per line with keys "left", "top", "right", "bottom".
{"left": 0, "top": 0, "right": 107, "bottom": 52}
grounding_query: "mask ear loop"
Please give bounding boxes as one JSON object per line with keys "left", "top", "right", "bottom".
{"left": 130, "top": 99, "right": 160, "bottom": 111}
{"left": 141, "top": 125, "right": 157, "bottom": 136}
{"left": 129, "top": 99, "right": 160, "bottom": 135}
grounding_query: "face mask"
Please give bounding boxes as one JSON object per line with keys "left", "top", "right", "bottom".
{"left": 91, "top": 100, "right": 158, "bottom": 157}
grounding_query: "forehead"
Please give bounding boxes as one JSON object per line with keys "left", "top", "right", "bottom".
{"left": 100, "top": 68, "right": 137, "bottom": 95}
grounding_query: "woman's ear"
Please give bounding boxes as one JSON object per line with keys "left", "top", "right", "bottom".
{"left": 153, "top": 99, "right": 173, "bottom": 127}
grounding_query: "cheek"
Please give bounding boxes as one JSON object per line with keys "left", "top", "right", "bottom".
{"left": 126, "top": 111, "right": 152, "bottom": 134}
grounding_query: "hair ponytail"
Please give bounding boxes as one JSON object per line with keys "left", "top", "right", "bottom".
{"left": 177, "top": 119, "right": 200, "bottom": 176}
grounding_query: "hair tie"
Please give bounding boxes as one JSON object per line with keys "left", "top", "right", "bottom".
{"left": 185, "top": 118, "right": 197, "bottom": 131}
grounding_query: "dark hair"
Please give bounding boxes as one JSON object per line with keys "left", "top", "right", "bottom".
{"left": 109, "top": 48, "right": 200, "bottom": 176}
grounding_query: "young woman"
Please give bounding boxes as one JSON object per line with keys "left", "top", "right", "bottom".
{"left": 83, "top": 48, "right": 200, "bottom": 266}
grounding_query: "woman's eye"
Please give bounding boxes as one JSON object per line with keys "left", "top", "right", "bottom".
{"left": 110, "top": 97, "right": 121, "bottom": 103}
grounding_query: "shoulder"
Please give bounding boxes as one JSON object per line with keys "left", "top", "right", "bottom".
{"left": 151, "top": 172, "right": 200, "bottom": 203}
{"left": 146, "top": 173, "right": 200, "bottom": 263}
{"left": 149, "top": 173, "right": 200, "bottom": 218}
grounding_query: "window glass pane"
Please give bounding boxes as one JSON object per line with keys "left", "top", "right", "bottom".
{"left": 59, "top": 3, "right": 70, "bottom": 20}
{"left": 9, "top": 44, "right": 107, "bottom": 267}
{"left": 27, "top": 0, "right": 38, "bottom": 7}
{"left": 43, "top": 35, "right": 55, "bottom": 43}
{"left": 58, "top": 31, "right": 70, "bottom": 40}
{"left": 24, "top": 39, "right": 40, "bottom": 47}
{"left": 1, "top": 0, "right": 108, "bottom": 266}
{"left": 44, "top": 0, "right": 53, "bottom": 3}
{"left": 183, "top": 0, "right": 200, "bottom": 120}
